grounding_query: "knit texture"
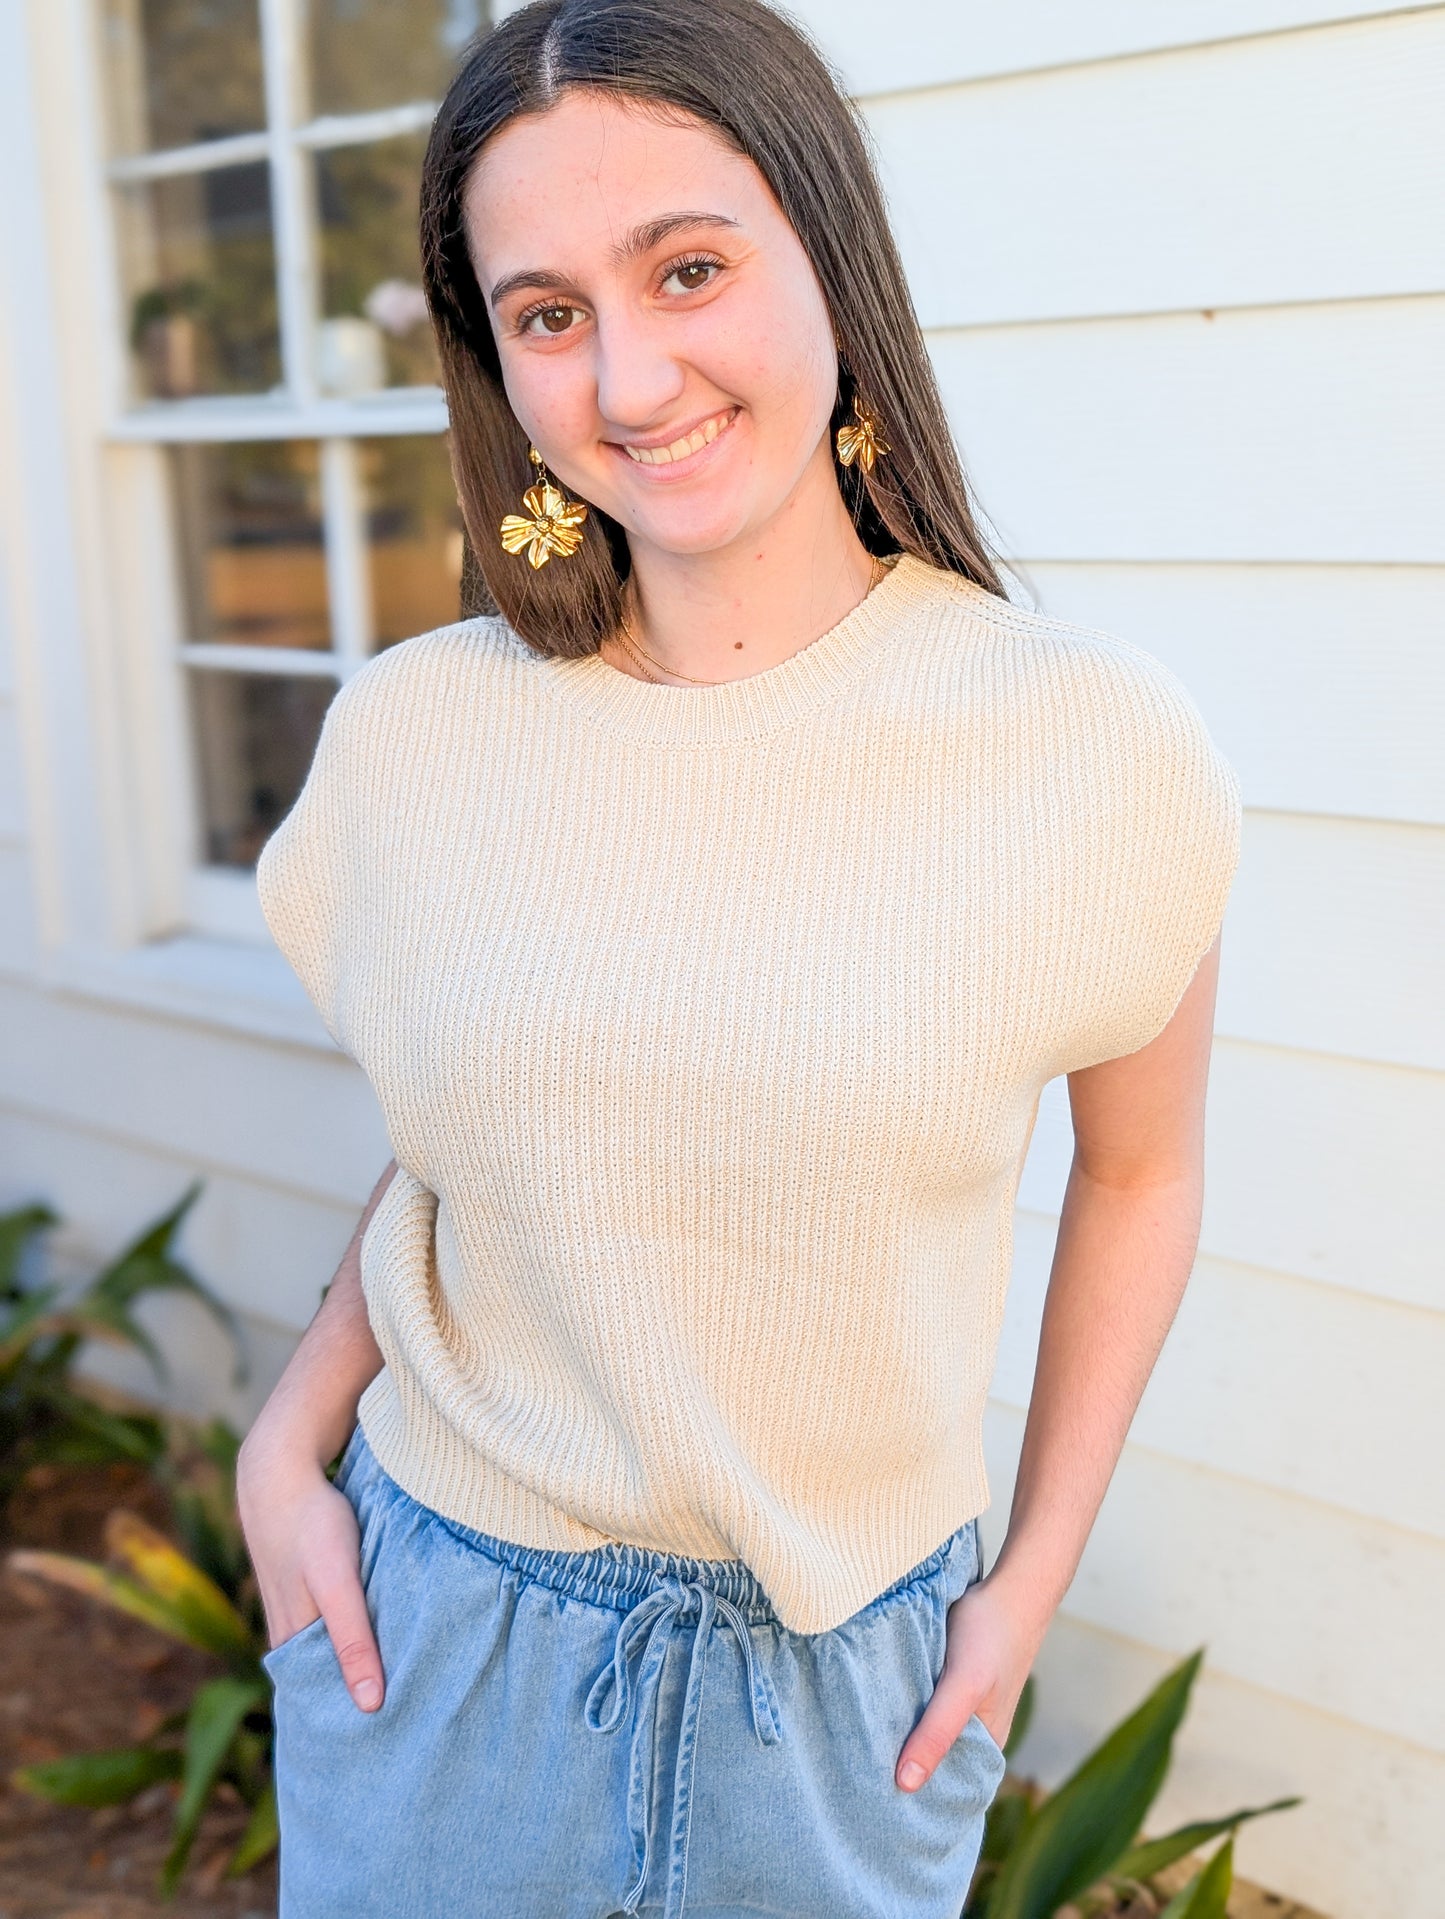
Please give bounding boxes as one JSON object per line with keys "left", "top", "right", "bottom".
{"left": 256, "top": 554, "right": 1242, "bottom": 1633}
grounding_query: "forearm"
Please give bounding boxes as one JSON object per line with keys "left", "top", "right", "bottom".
{"left": 986, "top": 1156, "right": 1204, "bottom": 1632}
{"left": 240, "top": 1159, "right": 398, "bottom": 1473}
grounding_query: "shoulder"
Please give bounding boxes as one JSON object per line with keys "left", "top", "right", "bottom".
{"left": 897, "top": 559, "right": 1204, "bottom": 714}
{"left": 896, "top": 559, "right": 1237, "bottom": 789}
{"left": 320, "top": 615, "right": 532, "bottom": 742}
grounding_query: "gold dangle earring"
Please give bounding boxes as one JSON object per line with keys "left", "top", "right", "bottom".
{"left": 835, "top": 396, "right": 890, "bottom": 474}
{"left": 499, "top": 444, "right": 589, "bottom": 568}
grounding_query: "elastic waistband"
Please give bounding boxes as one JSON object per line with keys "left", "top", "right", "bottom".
{"left": 344, "top": 1421, "right": 974, "bottom": 1630}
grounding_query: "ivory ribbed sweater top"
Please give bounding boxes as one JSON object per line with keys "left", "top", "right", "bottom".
{"left": 256, "top": 554, "right": 1242, "bottom": 1633}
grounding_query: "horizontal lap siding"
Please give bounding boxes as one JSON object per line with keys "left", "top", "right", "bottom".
{"left": 1002, "top": 1215, "right": 1445, "bottom": 1539}
{"left": 0, "top": 693, "right": 23, "bottom": 829}
{"left": 865, "top": 12, "right": 1445, "bottom": 324}
{"left": 1221, "top": 815, "right": 1445, "bottom": 1069}
{"left": 787, "top": 0, "right": 1427, "bottom": 92}
{"left": 0, "top": 552, "right": 36, "bottom": 973}
{"left": 0, "top": 843, "right": 36, "bottom": 973}
{"left": 0, "top": 1102, "right": 360, "bottom": 1343}
{"left": 1020, "top": 564, "right": 1445, "bottom": 824}
{"left": 1023, "top": 1423, "right": 1443, "bottom": 1752}
{"left": 0, "top": 976, "right": 392, "bottom": 1209}
{"left": 1021, "top": 1042, "right": 1444, "bottom": 1310}
{"left": 784, "top": 5, "right": 1445, "bottom": 1908}
{"left": 931, "top": 298, "right": 1445, "bottom": 561}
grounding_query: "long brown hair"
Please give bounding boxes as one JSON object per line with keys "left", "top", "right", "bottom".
{"left": 421, "top": 0, "right": 1006, "bottom": 658}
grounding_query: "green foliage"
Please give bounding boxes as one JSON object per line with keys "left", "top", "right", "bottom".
{"left": 7, "top": 1431, "right": 282, "bottom": 1894}
{"left": 12, "top": 1743, "right": 184, "bottom": 1808}
{"left": 0, "top": 1182, "right": 246, "bottom": 1519}
{"left": 1, "top": 1183, "right": 276, "bottom": 1892}
{"left": 965, "top": 1654, "right": 1301, "bottom": 1918}
{"left": 162, "top": 1674, "right": 272, "bottom": 1896}
{"left": 1158, "top": 1838, "right": 1235, "bottom": 1919}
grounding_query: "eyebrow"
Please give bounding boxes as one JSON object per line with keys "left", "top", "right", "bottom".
{"left": 486, "top": 211, "right": 741, "bottom": 307}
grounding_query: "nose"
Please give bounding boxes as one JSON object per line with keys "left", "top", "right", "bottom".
{"left": 591, "top": 305, "right": 687, "bottom": 438}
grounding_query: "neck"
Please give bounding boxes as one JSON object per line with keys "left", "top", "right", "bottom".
{"left": 606, "top": 442, "right": 880, "bottom": 686}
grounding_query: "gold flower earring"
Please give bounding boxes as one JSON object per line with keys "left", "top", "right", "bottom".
{"left": 499, "top": 445, "right": 589, "bottom": 568}
{"left": 835, "top": 398, "right": 890, "bottom": 474}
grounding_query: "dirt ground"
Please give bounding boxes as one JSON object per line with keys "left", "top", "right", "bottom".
{"left": 0, "top": 1459, "right": 278, "bottom": 1919}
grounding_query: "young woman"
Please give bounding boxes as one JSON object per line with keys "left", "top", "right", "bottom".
{"left": 239, "top": 2, "right": 1242, "bottom": 1914}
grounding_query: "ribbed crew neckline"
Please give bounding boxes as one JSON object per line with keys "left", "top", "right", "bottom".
{"left": 533, "top": 552, "right": 942, "bottom": 745}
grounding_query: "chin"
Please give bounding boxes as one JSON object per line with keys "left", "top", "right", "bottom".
{"left": 624, "top": 497, "right": 768, "bottom": 557}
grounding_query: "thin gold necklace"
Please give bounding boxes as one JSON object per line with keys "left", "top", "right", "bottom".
{"left": 610, "top": 552, "right": 894, "bottom": 686}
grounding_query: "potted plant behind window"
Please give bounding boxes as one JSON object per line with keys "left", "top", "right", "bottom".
{"left": 129, "top": 279, "right": 206, "bottom": 400}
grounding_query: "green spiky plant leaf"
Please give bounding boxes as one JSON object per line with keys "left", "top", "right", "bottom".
{"left": 228, "top": 1778, "right": 279, "bottom": 1875}
{"left": 0, "top": 1184, "right": 248, "bottom": 1519}
{"left": 161, "top": 1675, "right": 271, "bottom": 1895}
{"left": 1112, "top": 1798, "right": 1301, "bottom": 1886}
{"left": 978, "top": 1650, "right": 1204, "bottom": 1919}
{"left": 9, "top": 1510, "right": 256, "bottom": 1665}
{"left": 0, "top": 1203, "right": 58, "bottom": 1296}
{"left": 1158, "top": 1835, "right": 1235, "bottom": 1918}
{"left": 11, "top": 1743, "right": 184, "bottom": 1808}
{"left": 75, "top": 1180, "right": 249, "bottom": 1391}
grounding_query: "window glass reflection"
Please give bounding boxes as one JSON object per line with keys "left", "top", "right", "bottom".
{"left": 361, "top": 436, "right": 465, "bottom": 647}
{"left": 305, "top": 0, "right": 483, "bottom": 118}
{"left": 188, "top": 669, "right": 337, "bottom": 867}
{"left": 314, "top": 135, "right": 441, "bottom": 392}
{"left": 118, "top": 164, "right": 280, "bottom": 399}
{"left": 100, "top": 0, "right": 264, "bottom": 155}
{"left": 170, "top": 443, "right": 329, "bottom": 651}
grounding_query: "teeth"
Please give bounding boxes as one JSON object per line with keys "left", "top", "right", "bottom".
{"left": 624, "top": 408, "right": 735, "bottom": 464}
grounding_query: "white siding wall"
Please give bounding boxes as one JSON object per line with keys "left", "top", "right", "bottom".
{"left": 1, "top": 4, "right": 1441, "bottom": 1915}
{"left": 781, "top": 5, "right": 1445, "bottom": 1912}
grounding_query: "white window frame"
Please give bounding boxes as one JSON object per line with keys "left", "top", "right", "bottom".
{"left": 2, "top": 0, "right": 465, "bottom": 1050}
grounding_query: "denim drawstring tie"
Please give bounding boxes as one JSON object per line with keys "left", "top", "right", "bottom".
{"left": 584, "top": 1573, "right": 783, "bottom": 1917}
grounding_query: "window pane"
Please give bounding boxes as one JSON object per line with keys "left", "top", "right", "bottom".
{"left": 305, "top": 0, "right": 484, "bottom": 118}
{"left": 188, "top": 669, "right": 337, "bottom": 868}
{"left": 314, "top": 135, "right": 440, "bottom": 392}
{"left": 100, "top": 0, "right": 264, "bottom": 156}
{"left": 118, "top": 164, "right": 280, "bottom": 399}
{"left": 171, "top": 443, "right": 329, "bottom": 650}
{"left": 361, "top": 436, "right": 465, "bottom": 647}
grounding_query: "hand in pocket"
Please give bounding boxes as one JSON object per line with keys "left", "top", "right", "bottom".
{"left": 239, "top": 1444, "right": 386, "bottom": 1713}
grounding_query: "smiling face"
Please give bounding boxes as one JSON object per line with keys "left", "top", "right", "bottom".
{"left": 463, "top": 88, "right": 843, "bottom": 561}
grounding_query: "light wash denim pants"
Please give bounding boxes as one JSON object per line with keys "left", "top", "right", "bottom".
{"left": 263, "top": 1422, "right": 1007, "bottom": 1918}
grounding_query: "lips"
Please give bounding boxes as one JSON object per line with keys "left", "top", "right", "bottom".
{"left": 619, "top": 406, "right": 739, "bottom": 466}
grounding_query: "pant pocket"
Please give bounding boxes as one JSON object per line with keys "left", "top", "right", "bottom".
{"left": 919, "top": 1526, "right": 1009, "bottom": 1790}
{"left": 262, "top": 1610, "right": 330, "bottom": 1676}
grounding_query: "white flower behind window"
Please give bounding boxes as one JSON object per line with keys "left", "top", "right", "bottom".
{"left": 364, "top": 279, "right": 430, "bottom": 336}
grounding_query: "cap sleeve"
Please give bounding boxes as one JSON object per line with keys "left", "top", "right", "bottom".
{"left": 255, "top": 677, "right": 365, "bottom": 1056}
{"left": 1051, "top": 641, "right": 1244, "bottom": 1073}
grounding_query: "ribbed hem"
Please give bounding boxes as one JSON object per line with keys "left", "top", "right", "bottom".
{"left": 355, "top": 1363, "right": 992, "bottom": 1636}
{"left": 531, "top": 553, "right": 942, "bottom": 745}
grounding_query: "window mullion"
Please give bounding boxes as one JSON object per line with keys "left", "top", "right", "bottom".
{"left": 259, "top": 0, "right": 317, "bottom": 405}
{"left": 322, "top": 437, "right": 375, "bottom": 675}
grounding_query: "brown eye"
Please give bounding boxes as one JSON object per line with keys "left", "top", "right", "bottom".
{"left": 518, "top": 301, "right": 585, "bottom": 338}
{"left": 661, "top": 259, "right": 721, "bottom": 296}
